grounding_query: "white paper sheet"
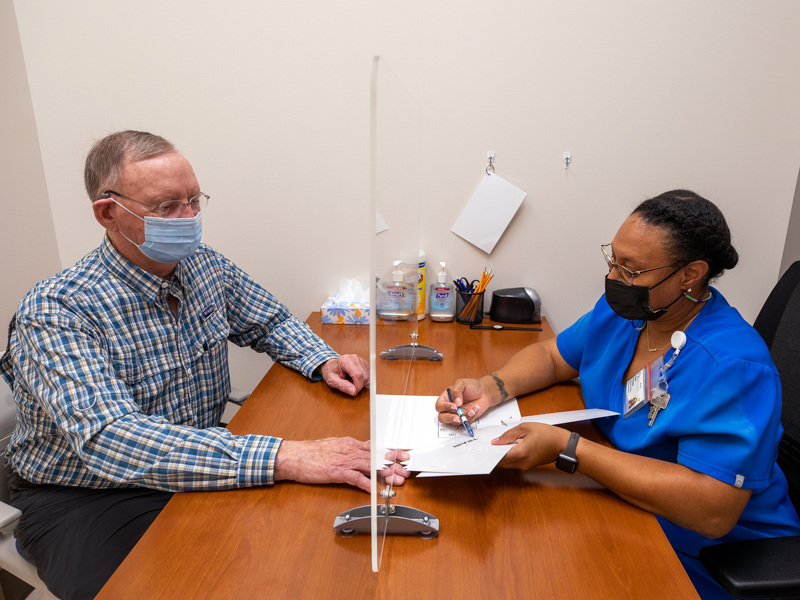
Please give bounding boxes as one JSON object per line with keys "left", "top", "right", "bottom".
{"left": 412, "top": 408, "right": 619, "bottom": 477}
{"left": 437, "top": 398, "right": 522, "bottom": 439}
{"left": 519, "top": 408, "right": 618, "bottom": 425}
{"left": 451, "top": 173, "right": 527, "bottom": 254}
{"left": 376, "top": 394, "right": 521, "bottom": 450}
{"left": 405, "top": 427, "right": 512, "bottom": 475}
{"left": 376, "top": 395, "right": 441, "bottom": 450}
{"left": 376, "top": 394, "right": 619, "bottom": 477}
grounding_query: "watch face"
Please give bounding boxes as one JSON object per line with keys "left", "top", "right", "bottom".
{"left": 556, "top": 454, "right": 578, "bottom": 474}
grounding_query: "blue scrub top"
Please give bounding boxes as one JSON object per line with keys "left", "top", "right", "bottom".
{"left": 556, "top": 289, "right": 800, "bottom": 557}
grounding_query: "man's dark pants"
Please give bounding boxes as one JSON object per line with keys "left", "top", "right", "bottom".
{"left": 10, "top": 478, "right": 173, "bottom": 600}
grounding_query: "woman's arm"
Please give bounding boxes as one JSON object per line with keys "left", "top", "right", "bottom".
{"left": 436, "top": 337, "right": 579, "bottom": 425}
{"left": 495, "top": 423, "right": 752, "bottom": 539}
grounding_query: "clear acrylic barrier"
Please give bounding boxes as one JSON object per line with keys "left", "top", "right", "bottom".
{"left": 369, "top": 56, "right": 423, "bottom": 572}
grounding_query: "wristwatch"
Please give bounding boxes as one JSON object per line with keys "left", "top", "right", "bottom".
{"left": 555, "top": 432, "right": 580, "bottom": 474}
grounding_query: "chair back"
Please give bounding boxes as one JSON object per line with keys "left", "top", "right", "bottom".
{"left": 0, "top": 378, "right": 16, "bottom": 505}
{"left": 754, "top": 261, "right": 800, "bottom": 511}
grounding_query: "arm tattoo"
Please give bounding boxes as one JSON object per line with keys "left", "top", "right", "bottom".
{"left": 490, "top": 373, "right": 508, "bottom": 401}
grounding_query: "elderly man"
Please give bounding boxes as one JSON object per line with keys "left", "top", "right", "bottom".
{"left": 0, "top": 130, "right": 405, "bottom": 600}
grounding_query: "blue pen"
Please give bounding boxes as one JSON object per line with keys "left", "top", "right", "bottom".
{"left": 447, "top": 388, "right": 474, "bottom": 437}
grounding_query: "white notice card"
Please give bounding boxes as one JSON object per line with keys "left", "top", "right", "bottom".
{"left": 451, "top": 173, "right": 527, "bottom": 254}
{"left": 375, "top": 211, "right": 389, "bottom": 234}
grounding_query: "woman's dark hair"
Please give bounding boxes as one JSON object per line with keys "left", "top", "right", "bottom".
{"left": 632, "top": 189, "right": 738, "bottom": 283}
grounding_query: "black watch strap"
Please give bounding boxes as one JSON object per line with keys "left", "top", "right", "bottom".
{"left": 555, "top": 432, "right": 580, "bottom": 474}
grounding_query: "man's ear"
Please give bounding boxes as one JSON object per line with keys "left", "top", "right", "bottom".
{"left": 681, "top": 260, "right": 710, "bottom": 290}
{"left": 92, "top": 196, "right": 118, "bottom": 232}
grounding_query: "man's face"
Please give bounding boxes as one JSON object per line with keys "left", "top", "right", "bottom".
{"left": 111, "top": 151, "right": 201, "bottom": 246}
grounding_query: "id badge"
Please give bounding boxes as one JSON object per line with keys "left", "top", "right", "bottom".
{"left": 624, "top": 365, "right": 649, "bottom": 419}
{"left": 623, "top": 356, "right": 669, "bottom": 419}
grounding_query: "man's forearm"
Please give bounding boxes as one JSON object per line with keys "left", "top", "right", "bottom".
{"left": 77, "top": 416, "right": 282, "bottom": 492}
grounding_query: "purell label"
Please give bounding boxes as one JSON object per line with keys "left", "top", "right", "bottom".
{"left": 435, "top": 292, "right": 449, "bottom": 299}
{"left": 388, "top": 291, "right": 405, "bottom": 297}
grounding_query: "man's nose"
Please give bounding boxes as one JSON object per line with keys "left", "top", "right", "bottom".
{"left": 177, "top": 202, "right": 195, "bottom": 217}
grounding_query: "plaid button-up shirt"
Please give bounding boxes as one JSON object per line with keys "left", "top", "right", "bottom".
{"left": 1, "top": 236, "right": 338, "bottom": 491}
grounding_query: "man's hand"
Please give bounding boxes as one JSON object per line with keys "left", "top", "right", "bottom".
{"left": 435, "top": 378, "right": 493, "bottom": 425}
{"left": 274, "top": 437, "right": 409, "bottom": 493}
{"left": 320, "top": 355, "right": 369, "bottom": 396}
{"left": 382, "top": 449, "right": 410, "bottom": 487}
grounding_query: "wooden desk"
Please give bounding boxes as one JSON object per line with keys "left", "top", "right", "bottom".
{"left": 97, "top": 315, "right": 698, "bottom": 599}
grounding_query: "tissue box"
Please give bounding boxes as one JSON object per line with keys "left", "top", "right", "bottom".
{"left": 321, "top": 298, "right": 370, "bottom": 325}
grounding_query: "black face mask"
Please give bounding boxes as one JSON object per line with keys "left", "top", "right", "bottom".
{"left": 604, "top": 269, "right": 684, "bottom": 321}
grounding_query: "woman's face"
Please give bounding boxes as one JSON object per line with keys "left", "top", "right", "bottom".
{"left": 608, "top": 215, "right": 685, "bottom": 311}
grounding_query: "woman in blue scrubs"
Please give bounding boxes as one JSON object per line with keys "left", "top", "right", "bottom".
{"left": 437, "top": 190, "right": 800, "bottom": 599}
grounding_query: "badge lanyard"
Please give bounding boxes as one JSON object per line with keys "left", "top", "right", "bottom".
{"left": 623, "top": 331, "right": 687, "bottom": 419}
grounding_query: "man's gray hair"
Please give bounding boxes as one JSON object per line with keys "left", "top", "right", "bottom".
{"left": 84, "top": 130, "right": 176, "bottom": 201}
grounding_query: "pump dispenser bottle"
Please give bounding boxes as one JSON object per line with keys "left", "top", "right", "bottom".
{"left": 378, "top": 260, "right": 413, "bottom": 320}
{"left": 429, "top": 262, "right": 455, "bottom": 322}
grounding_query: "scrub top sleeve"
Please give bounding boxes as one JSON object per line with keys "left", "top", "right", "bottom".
{"left": 556, "top": 310, "right": 593, "bottom": 372}
{"left": 672, "top": 358, "right": 782, "bottom": 490}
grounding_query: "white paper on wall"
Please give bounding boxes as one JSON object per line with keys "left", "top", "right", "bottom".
{"left": 376, "top": 211, "right": 389, "bottom": 234}
{"left": 451, "top": 173, "right": 527, "bottom": 254}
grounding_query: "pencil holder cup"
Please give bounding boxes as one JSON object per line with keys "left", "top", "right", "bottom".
{"left": 456, "top": 291, "right": 484, "bottom": 325}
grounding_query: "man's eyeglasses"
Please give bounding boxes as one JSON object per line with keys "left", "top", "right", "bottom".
{"left": 601, "top": 243, "right": 676, "bottom": 286}
{"left": 100, "top": 190, "right": 209, "bottom": 219}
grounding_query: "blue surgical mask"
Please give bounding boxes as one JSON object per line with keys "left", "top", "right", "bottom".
{"left": 113, "top": 199, "right": 203, "bottom": 263}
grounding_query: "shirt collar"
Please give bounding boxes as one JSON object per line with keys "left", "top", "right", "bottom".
{"left": 99, "top": 234, "right": 185, "bottom": 304}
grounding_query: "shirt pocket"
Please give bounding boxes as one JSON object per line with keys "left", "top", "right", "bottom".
{"left": 112, "top": 353, "right": 180, "bottom": 416}
{"left": 193, "top": 310, "right": 230, "bottom": 371}
{"left": 112, "top": 355, "right": 144, "bottom": 385}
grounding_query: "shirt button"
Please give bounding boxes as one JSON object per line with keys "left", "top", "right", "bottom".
{"left": 161, "top": 282, "right": 169, "bottom": 289}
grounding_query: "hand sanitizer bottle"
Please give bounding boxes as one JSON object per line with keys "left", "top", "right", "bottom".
{"left": 429, "top": 262, "right": 455, "bottom": 322}
{"left": 378, "top": 260, "right": 413, "bottom": 320}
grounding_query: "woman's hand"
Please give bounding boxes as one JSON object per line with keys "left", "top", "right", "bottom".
{"left": 492, "top": 423, "right": 569, "bottom": 469}
{"left": 435, "top": 378, "right": 494, "bottom": 425}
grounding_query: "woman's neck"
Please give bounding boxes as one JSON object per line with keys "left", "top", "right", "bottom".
{"left": 648, "top": 288, "right": 710, "bottom": 337}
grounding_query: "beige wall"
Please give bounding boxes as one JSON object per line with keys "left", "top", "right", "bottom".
{"left": 7, "top": 1, "right": 800, "bottom": 389}
{"left": 0, "top": 0, "right": 61, "bottom": 330}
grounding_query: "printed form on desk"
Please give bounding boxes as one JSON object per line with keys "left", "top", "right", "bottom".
{"left": 375, "top": 394, "right": 617, "bottom": 477}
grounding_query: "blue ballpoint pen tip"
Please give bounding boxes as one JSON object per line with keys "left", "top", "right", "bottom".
{"left": 465, "top": 421, "right": 475, "bottom": 437}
